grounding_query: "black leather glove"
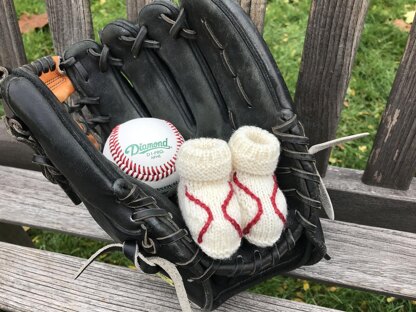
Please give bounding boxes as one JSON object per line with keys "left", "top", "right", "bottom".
{"left": 0, "top": 0, "right": 327, "bottom": 310}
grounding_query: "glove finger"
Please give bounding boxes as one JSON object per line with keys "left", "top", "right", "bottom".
{"left": 136, "top": 1, "right": 233, "bottom": 139}
{"left": 62, "top": 40, "right": 148, "bottom": 140}
{"left": 181, "top": 0, "right": 294, "bottom": 131}
{"left": 99, "top": 20, "right": 197, "bottom": 139}
{"left": 182, "top": 0, "right": 321, "bottom": 206}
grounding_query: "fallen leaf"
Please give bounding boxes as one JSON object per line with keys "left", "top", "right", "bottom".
{"left": 303, "top": 281, "right": 310, "bottom": 291}
{"left": 329, "top": 157, "right": 338, "bottom": 164}
{"left": 359, "top": 145, "right": 368, "bottom": 152}
{"left": 405, "top": 10, "right": 415, "bottom": 24}
{"left": 393, "top": 19, "right": 411, "bottom": 32}
{"left": 347, "top": 88, "right": 356, "bottom": 97}
{"left": 19, "top": 13, "right": 48, "bottom": 34}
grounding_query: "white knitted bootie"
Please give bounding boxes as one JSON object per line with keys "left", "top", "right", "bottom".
{"left": 229, "top": 126, "right": 287, "bottom": 247}
{"left": 176, "top": 138, "right": 242, "bottom": 259}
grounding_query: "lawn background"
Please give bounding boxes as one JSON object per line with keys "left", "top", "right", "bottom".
{"left": 1, "top": 0, "right": 415, "bottom": 311}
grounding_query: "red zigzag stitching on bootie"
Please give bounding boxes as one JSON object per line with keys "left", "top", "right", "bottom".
{"left": 222, "top": 183, "right": 242, "bottom": 238}
{"left": 233, "top": 173, "right": 286, "bottom": 234}
{"left": 185, "top": 184, "right": 242, "bottom": 243}
{"left": 233, "top": 173, "right": 263, "bottom": 235}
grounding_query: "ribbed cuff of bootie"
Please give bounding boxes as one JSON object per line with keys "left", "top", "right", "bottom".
{"left": 176, "top": 138, "right": 232, "bottom": 182}
{"left": 228, "top": 126, "right": 280, "bottom": 175}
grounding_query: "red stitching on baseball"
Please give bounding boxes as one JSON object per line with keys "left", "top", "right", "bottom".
{"left": 185, "top": 187, "right": 213, "bottom": 244}
{"left": 222, "top": 182, "right": 242, "bottom": 238}
{"left": 233, "top": 173, "right": 263, "bottom": 235}
{"left": 108, "top": 120, "right": 184, "bottom": 181}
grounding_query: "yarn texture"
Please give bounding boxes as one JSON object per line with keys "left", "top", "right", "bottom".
{"left": 176, "top": 138, "right": 242, "bottom": 259}
{"left": 229, "top": 126, "right": 287, "bottom": 247}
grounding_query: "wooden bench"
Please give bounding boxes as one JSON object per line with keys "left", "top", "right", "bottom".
{"left": 1, "top": 0, "right": 415, "bottom": 311}
{"left": 1, "top": 164, "right": 415, "bottom": 311}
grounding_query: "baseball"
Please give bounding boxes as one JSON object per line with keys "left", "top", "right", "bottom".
{"left": 103, "top": 118, "right": 184, "bottom": 195}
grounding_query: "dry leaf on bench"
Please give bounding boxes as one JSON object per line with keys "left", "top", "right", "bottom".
{"left": 19, "top": 13, "right": 48, "bottom": 34}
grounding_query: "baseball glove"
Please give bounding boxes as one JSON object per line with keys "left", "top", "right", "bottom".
{"left": 0, "top": 0, "right": 330, "bottom": 310}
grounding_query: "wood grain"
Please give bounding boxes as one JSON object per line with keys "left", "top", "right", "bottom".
{"left": 0, "top": 126, "right": 35, "bottom": 247}
{"left": 126, "top": 0, "right": 147, "bottom": 22}
{"left": 0, "top": 166, "right": 110, "bottom": 241}
{"left": 295, "top": 0, "right": 370, "bottom": 175}
{"left": 0, "top": 242, "right": 340, "bottom": 312}
{"left": 288, "top": 220, "right": 416, "bottom": 300}
{"left": 323, "top": 166, "right": 416, "bottom": 233}
{"left": 249, "top": 0, "right": 267, "bottom": 33}
{"left": 0, "top": 155, "right": 414, "bottom": 233}
{"left": 0, "top": 166, "right": 415, "bottom": 299}
{"left": 362, "top": 15, "right": 416, "bottom": 190}
{"left": 45, "top": 0, "right": 94, "bottom": 55}
{"left": 0, "top": 0, "right": 27, "bottom": 67}
{"left": 126, "top": 0, "right": 155, "bottom": 22}
{"left": 239, "top": 0, "right": 252, "bottom": 14}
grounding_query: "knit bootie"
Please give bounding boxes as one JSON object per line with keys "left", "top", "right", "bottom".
{"left": 176, "top": 138, "right": 242, "bottom": 259}
{"left": 229, "top": 126, "right": 287, "bottom": 247}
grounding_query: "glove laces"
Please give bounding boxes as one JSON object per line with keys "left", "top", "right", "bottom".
{"left": 273, "top": 114, "right": 368, "bottom": 220}
{"left": 74, "top": 242, "right": 193, "bottom": 312}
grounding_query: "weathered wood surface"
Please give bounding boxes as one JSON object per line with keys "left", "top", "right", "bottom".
{"left": 0, "top": 242, "right": 340, "bottom": 312}
{"left": 0, "top": 0, "right": 27, "bottom": 67}
{"left": 0, "top": 124, "right": 36, "bottom": 246}
{"left": 362, "top": 15, "right": 416, "bottom": 191}
{"left": 289, "top": 221, "right": 416, "bottom": 300}
{"left": 0, "top": 123, "right": 38, "bottom": 171}
{"left": 248, "top": 0, "right": 267, "bottom": 33}
{"left": 0, "top": 166, "right": 415, "bottom": 300}
{"left": 295, "top": 0, "right": 370, "bottom": 175}
{"left": 0, "top": 165, "right": 109, "bottom": 241}
{"left": 45, "top": 0, "right": 94, "bottom": 55}
{"left": 126, "top": 0, "right": 154, "bottom": 22}
{"left": 237, "top": 0, "right": 267, "bottom": 33}
{"left": 323, "top": 166, "right": 416, "bottom": 233}
{"left": 1, "top": 162, "right": 414, "bottom": 233}
{"left": 0, "top": 223, "right": 33, "bottom": 248}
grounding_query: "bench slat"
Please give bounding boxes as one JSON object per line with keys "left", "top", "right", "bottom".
{"left": 0, "top": 0, "right": 27, "bottom": 67}
{"left": 362, "top": 16, "right": 416, "bottom": 190}
{"left": 1, "top": 165, "right": 415, "bottom": 300}
{"left": 324, "top": 166, "right": 416, "bottom": 233}
{"left": 0, "top": 242, "right": 339, "bottom": 312}
{"left": 294, "top": 0, "right": 370, "bottom": 174}
{"left": 3, "top": 124, "right": 415, "bottom": 233}
{"left": 46, "top": 0, "right": 94, "bottom": 55}
{"left": 126, "top": 0, "right": 147, "bottom": 22}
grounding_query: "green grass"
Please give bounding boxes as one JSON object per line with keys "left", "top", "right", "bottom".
{"left": 4, "top": 0, "right": 416, "bottom": 311}
{"left": 263, "top": 0, "right": 413, "bottom": 170}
